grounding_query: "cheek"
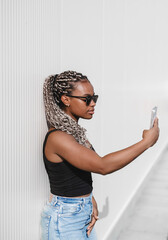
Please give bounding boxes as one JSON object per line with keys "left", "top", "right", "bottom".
{"left": 71, "top": 102, "right": 87, "bottom": 114}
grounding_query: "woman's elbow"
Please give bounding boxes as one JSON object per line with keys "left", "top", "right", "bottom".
{"left": 90, "top": 157, "right": 112, "bottom": 175}
{"left": 100, "top": 167, "right": 111, "bottom": 175}
{"left": 100, "top": 168, "right": 107, "bottom": 175}
{"left": 96, "top": 160, "right": 108, "bottom": 175}
{"left": 96, "top": 160, "right": 115, "bottom": 175}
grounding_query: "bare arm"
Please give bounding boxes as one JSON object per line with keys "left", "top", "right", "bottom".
{"left": 101, "top": 139, "right": 148, "bottom": 174}
{"left": 92, "top": 195, "right": 98, "bottom": 209}
{"left": 48, "top": 118, "right": 159, "bottom": 175}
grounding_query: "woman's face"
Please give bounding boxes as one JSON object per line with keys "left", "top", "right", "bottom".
{"left": 61, "top": 80, "right": 97, "bottom": 122}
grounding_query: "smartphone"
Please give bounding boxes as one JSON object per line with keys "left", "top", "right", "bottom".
{"left": 150, "top": 106, "right": 157, "bottom": 128}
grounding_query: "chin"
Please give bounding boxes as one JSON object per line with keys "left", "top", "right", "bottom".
{"left": 82, "top": 115, "right": 93, "bottom": 120}
{"left": 84, "top": 114, "right": 93, "bottom": 119}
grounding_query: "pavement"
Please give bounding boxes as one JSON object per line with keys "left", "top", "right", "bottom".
{"left": 117, "top": 149, "right": 168, "bottom": 240}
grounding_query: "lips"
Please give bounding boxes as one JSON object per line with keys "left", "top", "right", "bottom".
{"left": 88, "top": 109, "right": 95, "bottom": 114}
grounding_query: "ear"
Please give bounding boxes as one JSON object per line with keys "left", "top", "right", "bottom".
{"left": 61, "top": 95, "right": 70, "bottom": 107}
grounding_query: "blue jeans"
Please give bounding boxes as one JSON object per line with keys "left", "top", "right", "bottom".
{"left": 40, "top": 192, "right": 97, "bottom": 240}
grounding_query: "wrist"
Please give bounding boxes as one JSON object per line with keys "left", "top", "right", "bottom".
{"left": 92, "top": 196, "right": 97, "bottom": 207}
{"left": 141, "top": 139, "right": 151, "bottom": 150}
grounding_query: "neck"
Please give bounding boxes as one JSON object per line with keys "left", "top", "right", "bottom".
{"left": 63, "top": 109, "right": 79, "bottom": 123}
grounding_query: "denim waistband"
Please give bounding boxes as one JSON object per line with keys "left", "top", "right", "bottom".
{"left": 48, "top": 192, "right": 93, "bottom": 205}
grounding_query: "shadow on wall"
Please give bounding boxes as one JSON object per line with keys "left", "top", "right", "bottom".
{"left": 99, "top": 197, "right": 109, "bottom": 219}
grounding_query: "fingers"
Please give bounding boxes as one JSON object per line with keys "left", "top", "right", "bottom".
{"left": 153, "top": 117, "right": 159, "bottom": 127}
{"left": 87, "top": 215, "right": 99, "bottom": 236}
{"left": 87, "top": 216, "right": 96, "bottom": 230}
{"left": 87, "top": 227, "right": 92, "bottom": 236}
{"left": 94, "top": 215, "right": 99, "bottom": 220}
{"left": 87, "top": 223, "right": 94, "bottom": 237}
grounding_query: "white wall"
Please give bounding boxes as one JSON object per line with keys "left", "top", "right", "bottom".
{"left": 98, "top": 1, "right": 168, "bottom": 238}
{"left": 0, "top": 0, "right": 168, "bottom": 239}
{"left": 0, "top": 0, "right": 62, "bottom": 239}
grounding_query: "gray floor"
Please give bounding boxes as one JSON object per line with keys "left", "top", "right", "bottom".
{"left": 117, "top": 149, "right": 168, "bottom": 240}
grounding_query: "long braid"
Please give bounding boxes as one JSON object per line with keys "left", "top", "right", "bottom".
{"left": 43, "top": 70, "right": 91, "bottom": 148}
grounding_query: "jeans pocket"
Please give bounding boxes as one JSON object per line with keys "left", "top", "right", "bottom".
{"left": 85, "top": 201, "right": 93, "bottom": 225}
{"left": 61, "top": 202, "right": 84, "bottom": 216}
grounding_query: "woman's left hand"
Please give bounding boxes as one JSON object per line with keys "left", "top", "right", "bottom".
{"left": 87, "top": 196, "right": 99, "bottom": 237}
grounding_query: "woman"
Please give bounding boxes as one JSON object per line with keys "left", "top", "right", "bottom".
{"left": 41, "top": 70, "right": 159, "bottom": 240}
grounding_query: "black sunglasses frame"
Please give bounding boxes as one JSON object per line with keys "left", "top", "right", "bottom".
{"left": 66, "top": 94, "right": 98, "bottom": 106}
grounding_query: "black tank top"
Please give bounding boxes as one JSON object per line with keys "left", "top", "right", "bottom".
{"left": 43, "top": 129, "right": 95, "bottom": 197}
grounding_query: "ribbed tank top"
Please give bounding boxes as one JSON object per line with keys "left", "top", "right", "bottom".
{"left": 43, "top": 129, "right": 95, "bottom": 197}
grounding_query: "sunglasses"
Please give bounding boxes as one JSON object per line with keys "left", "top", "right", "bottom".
{"left": 66, "top": 94, "right": 99, "bottom": 106}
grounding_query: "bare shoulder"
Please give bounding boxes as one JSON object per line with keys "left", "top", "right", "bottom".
{"left": 48, "top": 130, "right": 76, "bottom": 145}
{"left": 46, "top": 129, "right": 102, "bottom": 173}
{"left": 47, "top": 130, "right": 79, "bottom": 155}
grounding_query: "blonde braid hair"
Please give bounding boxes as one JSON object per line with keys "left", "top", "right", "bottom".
{"left": 43, "top": 70, "right": 91, "bottom": 148}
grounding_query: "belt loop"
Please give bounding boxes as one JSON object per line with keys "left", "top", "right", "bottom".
{"left": 54, "top": 195, "right": 58, "bottom": 206}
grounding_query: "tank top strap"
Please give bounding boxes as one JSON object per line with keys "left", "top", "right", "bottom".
{"left": 47, "top": 128, "right": 58, "bottom": 135}
{"left": 91, "top": 145, "right": 95, "bottom": 152}
{"left": 45, "top": 128, "right": 58, "bottom": 140}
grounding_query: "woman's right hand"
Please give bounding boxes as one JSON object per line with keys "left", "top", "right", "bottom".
{"left": 142, "top": 117, "right": 160, "bottom": 148}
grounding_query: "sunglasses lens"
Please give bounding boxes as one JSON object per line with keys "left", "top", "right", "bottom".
{"left": 86, "top": 95, "right": 98, "bottom": 105}
{"left": 86, "top": 96, "right": 92, "bottom": 106}
{"left": 93, "top": 95, "right": 98, "bottom": 103}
